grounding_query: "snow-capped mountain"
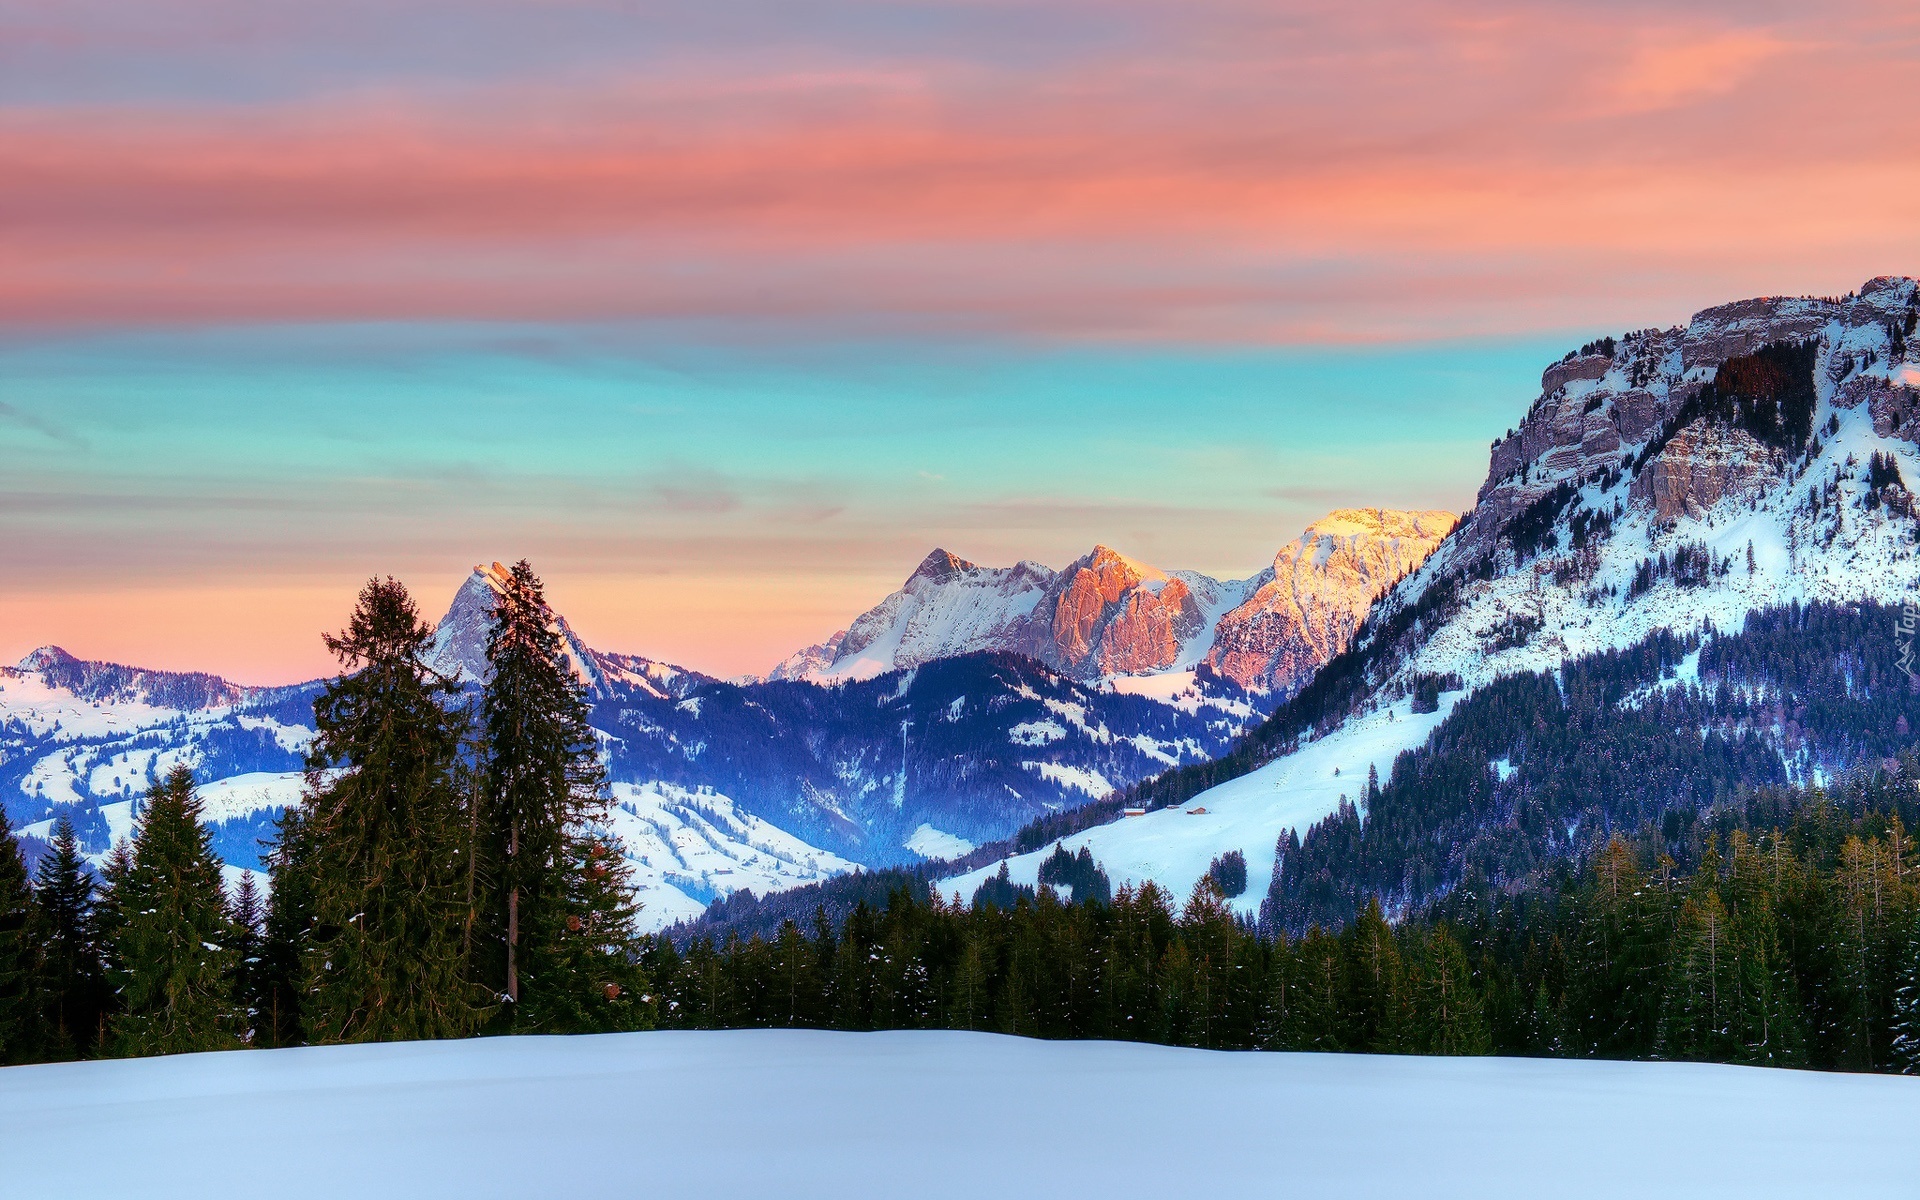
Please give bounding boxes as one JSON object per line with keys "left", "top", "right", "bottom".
{"left": 770, "top": 510, "right": 1454, "bottom": 693}
{"left": 1, "top": 564, "right": 1275, "bottom": 929}
{"left": 1204, "top": 509, "right": 1456, "bottom": 692}
{"left": 426, "top": 562, "right": 704, "bottom": 702}
{"left": 945, "top": 276, "right": 1920, "bottom": 919}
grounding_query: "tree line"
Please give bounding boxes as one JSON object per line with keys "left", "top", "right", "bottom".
{"left": 0, "top": 563, "right": 649, "bottom": 1063}
{"left": 644, "top": 794, "right": 1920, "bottom": 1073}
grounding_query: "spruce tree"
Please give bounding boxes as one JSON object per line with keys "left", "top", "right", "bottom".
{"left": 478, "top": 561, "right": 644, "bottom": 1032}
{"left": 32, "top": 817, "right": 106, "bottom": 1058}
{"left": 1725, "top": 833, "right": 1806, "bottom": 1066}
{"left": 1344, "top": 899, "right": 1410, "bottom": 1052}
{"left": 254, "top": 806, "right": 315, "bottom": 1048}
{"left": 1415, "top": 926, "right": 1491, "bottom": 1055}
{"left": 108, "top": 766, "right": 245, "bottom": 1057}
{"left": 1269, "top": 926, "right": 1344, "bottom": 1051}
{"left": 295, "top": 576, "right": 480, "bottom": 1043}
{"left": 228, "top": 870, "right": 265, "bottom": 1042}
{"left": 1891, "top": 909, "right": 1920, "bottom": 1074}
{"left": 1657, "top": 887, "right": 1740, "bottom": 1063}
{"left": 87, "top": 839, "right": 134, "bottom": 1030}
{"left": 0, "top": 805, "right": 40, "bottom": 1064}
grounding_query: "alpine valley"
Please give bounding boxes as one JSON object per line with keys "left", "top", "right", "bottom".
{"left": 0, "top": 514, "right": 1447, "bottom": 931}
{"left": 9, "top": 278, "right": 1920, "bottom": 939}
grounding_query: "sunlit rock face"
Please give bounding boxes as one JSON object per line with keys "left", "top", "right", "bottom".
{"left": 1204, "top": 509, "right": 1458, "bottom": 693}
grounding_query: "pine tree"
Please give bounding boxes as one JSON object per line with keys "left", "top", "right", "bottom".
{"left": 86, "top": 837, "right": 134, "bottom": 1044}
{"left": 32, "top": 817, "right": 106, "bottom": 1058}
{"left": 228, "top": 870, "right": 265, "bottom": 1042}
{"left": 1415, "top": 926, "right": 1491, "bottom": 1055}
{"left": 0, "top": 805, "right": 40, "bottom": 1064}
{"left": 108, "top": 766, "right": 244, "bottom": 1057}
{"left": 253, "top": 807, "right": 315, "bottom": 1048}
{"left": 1827, "top": 836, "right": 1887, "bottom": 1068}
{"left": 1724, "top": 832, "right": 1806, "bottom": 1066}
{"left": 1344, "top": 899, "right": 1410, "bottom": 1052}
{"left": 1266, "top": 926, "right": 1344, "bottom": 1051}
{"left": 1657, "top": 886, "right": 1740, "bottom": 1062}
{"left": 294, "top": 576, "right": 481, "bottom": 1043}
{"left": 478, "top": 561, "right": 645, "bottom": 1032}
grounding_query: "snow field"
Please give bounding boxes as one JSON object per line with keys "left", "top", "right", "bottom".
{"left": 606, "top": 781, "right": 856, "bottom": 930}
{"left": 943, "top": 692, "right": 1459, "bottom": 916}
{"left": 4, "top": 1030, "right": 1916, "bottom": 1199}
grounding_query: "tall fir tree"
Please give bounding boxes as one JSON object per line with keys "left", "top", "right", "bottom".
{"left": 0, "top": 805, "right": 40, "bottom": 1064}
{"left": 1268, "top": 926, "right": 1344, "bottom": 1051}
{"left": 293, "top": 576, "right": 481, "bottom": 1043}
{"left": 228, "top": 870, "right": 265, "bottom": 1042}
{"left": 253, "top": 806, "right": 315, "bottom": 1048}
{"left": 1724, "top": 832, "right": 1806, "bottom": 1066}
{"left": 1891, "top": 909, "right": 1920, "bottom": 1074}
{"left": 478, "top": 561, "right": 644, "bottom": 1032}
{"left": 1344, "top": 899, "right": 1410, "bottom": 1053}
{"left": 32, "top": 817, "right": 106, "bottom": 1058}
{"left": 87, "top": 839, "right": 134, "bottom": 1031}
{"left": 108, "top": 766, "right": 244, "bottom": 1057}
{"left": 1415, "top": 926, "right": 1491, "bottom": 1056}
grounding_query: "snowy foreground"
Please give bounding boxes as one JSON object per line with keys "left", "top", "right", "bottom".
{"left": 6, "top": 1032, "right": 1919, "bottom": 1199}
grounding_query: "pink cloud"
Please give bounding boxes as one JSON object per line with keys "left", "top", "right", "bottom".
{"left": 0, "top": 1, "right": 1913, "bottom": 341}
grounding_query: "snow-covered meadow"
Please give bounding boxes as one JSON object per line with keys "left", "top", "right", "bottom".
{"left": 5, "top": 1030, "right": 1916, "bottom": 1198}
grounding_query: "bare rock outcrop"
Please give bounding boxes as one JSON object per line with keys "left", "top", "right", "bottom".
{"left": 1628, "top": 423, "right": 1775, "bottom": 521}
{"left": 1205, "top": 509, "right": 1457, "bottom": 693}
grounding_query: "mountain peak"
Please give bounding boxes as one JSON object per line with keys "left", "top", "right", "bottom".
{"left": 476, "top": 561, "right": 514, "bottom": 591}
{"left": 1302, "top": 508, "right": 1457, "bottom": 543}
{"left": 908, "top": 548, "right": 975, "bottom": 585}
{"left": 1070, "top": 544, "right": 1166, "bottom": 585}
{"left": 16, "top": 645, "right": 77, "bottom": 673}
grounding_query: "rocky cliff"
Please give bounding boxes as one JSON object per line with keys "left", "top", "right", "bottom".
{"left": 1366, "top": 274, "right": 1920, "bottom": 693}
{"left": 1204, "top": 509, "right": 1457, "bottom": 692}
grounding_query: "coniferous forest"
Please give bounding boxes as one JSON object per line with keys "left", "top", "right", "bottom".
{"left": 2, "top": 570, "right": 1919, "bottom": 1079}
{"left": 0, "top": 563, "right": 648, "bottom": 1064}
{"left": 642, "top": 782, "right": 1920, "bottom": 1072}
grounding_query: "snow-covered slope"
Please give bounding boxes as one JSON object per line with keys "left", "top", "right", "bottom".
{"left": 771, "top": 509, "right": 1452, "bottom": 690}
{"left": 5, "top": 1030, "right": 1915, "bottom": 1200}
{"left": 954, "top": 276, "right": 1920, "bottom": 909}
{"left": 941, "top": 688, "right": 1463, "bottom": 915}
{"left": 605, "top": 782, "right": 856, "bottom": 929}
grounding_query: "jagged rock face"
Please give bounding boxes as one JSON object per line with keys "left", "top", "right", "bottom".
{"left": 1346, "top": 273, "right": 1920, "bottom": 705}
{"left": 1680, "top": 298, "right": 1831, "bottom": 371}
{"left": 807, "top": 549, "right": 1055, "bottom": 679}
{"left": 1048, "top": 547, "right": 1151, "bottom": 665}
{"left": 1045, "top": 546, "right": 1212, "bottom": 674}
{"left": 1204, "top": 509, "right": 1457, "bottom": 692}
{"left": 1628, "top": 422, "right": 1776, "bottom": 521}
{"left": 1464, "top": 277, "right": 1920, "bottom": 561}
{"left": 1093, "top": 577, "right": 1207, "bottom": 675}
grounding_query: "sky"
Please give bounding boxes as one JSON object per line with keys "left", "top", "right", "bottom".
{"left": 2, "top": 0, "right": 1917, "bottom": 683}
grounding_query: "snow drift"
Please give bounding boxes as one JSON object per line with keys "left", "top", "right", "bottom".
{"left": 4, "top": 1030, "right": 1916, "bottom": 1199}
